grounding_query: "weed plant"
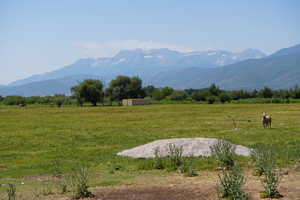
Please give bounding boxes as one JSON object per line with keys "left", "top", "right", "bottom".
{"left": 153, "top": 147, "right": 165, "bottom": 169}
{"left": 217, "top": 165, "right": 249, "bottom": 200}
{"left": 210, "top": 140, "right": 236, "bottom": 168}
{"left": 167, "top": 144, "right": 184, "bottom": 170}
{"left": 70, "top": 164, "right": 93, "bottom": 199}
{"left": 6, "top": 184, "right": 16, "bottom": 200}
{"left": 251, "top": 146, "right": 276, "bottom": 176}
{"left": 260, "top": 166, "right": 283, "bottom": 198}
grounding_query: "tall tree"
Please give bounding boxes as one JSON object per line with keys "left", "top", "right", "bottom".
{"left": 71, "top": 79, "right": 104, "bottom": 106}
{"left": 107, "top": 76, "right": 145, "bottom": 101}
{"left": 209, "top": 83, "right": 222, "bottom": 96}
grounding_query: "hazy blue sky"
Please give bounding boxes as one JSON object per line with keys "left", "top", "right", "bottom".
{"left": 1, "top": 0, "right": 300, "bottom": 84}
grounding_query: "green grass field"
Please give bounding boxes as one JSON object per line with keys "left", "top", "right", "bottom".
{"left": 0, "top": 104, "right": 300, "bottom": 197}
{"left": 1, "top": 104, "right": 300, "bottom": 176}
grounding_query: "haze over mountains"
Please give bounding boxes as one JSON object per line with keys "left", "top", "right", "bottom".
{"left": 1, "top": 44, "right": 300, "bottom": 96}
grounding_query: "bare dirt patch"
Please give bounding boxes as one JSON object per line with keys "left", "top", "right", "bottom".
{"left": 41, "top": 170, "right": 300, "bottom": 200}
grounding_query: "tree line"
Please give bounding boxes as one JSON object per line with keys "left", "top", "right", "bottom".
{"left": 1, "top": 75, "right": 300, "bottom": 106}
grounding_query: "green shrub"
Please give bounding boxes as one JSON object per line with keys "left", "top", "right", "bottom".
{"left": 152, "top": 90, "right": 164, "bottom": 100}
{"left": 53, "top": 95, "right": 66, "bottom": 107}
{"left": 167, "top": 144, "right": 184, "bottom": 170}
{"left": 6, "top": 184, "right": 16, "bottom": 200}
{"left": 217, "top": 165, "right": 249, "bottom": 200}
{"left": 207, "top": 96, "right": 217, "bottom": 104}
{"left": 3, "top": 96, "right": 25, "bottom": 106}
{"left": 219, "top": 93, "right": 231, "bottom": 103}
{"left": 167, "top": 91, "right": 188, "bottom": 101}
{"left": 70, "top": 164, "right": 93, "bottom": 199}
{"left": 260, "top": 167, "right": 283, "bottom": 198}
{"left": 191, "top": 91, "right": 207, "bottom": 101}
{"left": 179, "top": 157, "right": 198, "bottom": 177}
{"left": 252, "top": 146, "right": 283, "bottom": 198}
{"left": 210, "top": 140, "right": 236, "bottom": 168}
{"left": 153, "top": 147, "right": 165, "bottom": 169}
{"left": 251, "top": 146, "right": 276, "bottom": 176}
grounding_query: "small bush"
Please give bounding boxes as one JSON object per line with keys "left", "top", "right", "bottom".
{"left": 137, "top": 159, "right": 155, "bottom": 171}
{"left": 6, "top": 183, "right": 16, "bottom": 200}
{"left": 3, "top": 96, "right": 25, "bottom": 106}
{"left": 179, "top": 157, "right": 198, "bottom": 177}
{"left": 53, "top": 95, "right": 66, "bottom": 107}
{"left": 191, "top": 91, "right": 207, "bottom": 101}
{"left": 217, "top": 165, "right": 249, "bottom": 200}
{"left": 167, "top": 91, "right": 188, "bottom": 101}
{"left": 70, "top": 164, "right": 93, "bottom": 199}
{"left": 251, "top": 146, "right": 276, "bottom": 176}
{"left": 153, "top": 147, "right": 165, "bottom": 169}
{"left": 207, "top": 96, "right": 217, "bottom": 104}
{"left": 260, "top": 167, "right": 283, "bottom": 198}
{"left": 210, "top": 140, "right": 236, "bottom": 168}
{"left": 57, "top": 178, "right": 69, "bottom": 194}
{"left": 220, "top": 93, "right": 231, "bottom": 103}
{"left": 167, "top": 144, "right": 184, "bottom": 170}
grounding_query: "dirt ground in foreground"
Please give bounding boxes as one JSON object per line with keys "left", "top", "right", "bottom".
{"left": 44, "top": 170, "right": 300, "bottom": 200}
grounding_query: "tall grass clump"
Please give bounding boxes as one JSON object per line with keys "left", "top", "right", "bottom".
{"left": 167, "top": 143, "right": 184, "bottom": 170}
{"left": 70, "top": 163, "right": 94, "bottom": 199}
{"left": 252, "top": 146, "right": 283, "bottom": 198}
{"left": 217, "top": 165, "right": 249, "bottom": 200}
{"left": 210, "top": 139, "right": 236, "bottom": 168}
{"left": 179, "top": 157, "right": 198, "bottom": 177}
{"left": 260, "top": 166, "right": 283, "bottom": 198}
{"left": 153, "top": 147, "right": 165, "bottom": 169}
{"left": 251, "top": 146, "right": 276, "bottom": 176}
{"left": 6, "top": 184, "right": 16, "bottom": 200}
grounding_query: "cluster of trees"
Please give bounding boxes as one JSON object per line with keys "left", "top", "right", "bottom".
{"left": 1, "top": 76, "right": 300, "bottom": 107}
{"left": 0, "top": 94, "right": 74, "bottom": 107}
{"left": 71, "top": 76, "right": 145, "bottom": 106}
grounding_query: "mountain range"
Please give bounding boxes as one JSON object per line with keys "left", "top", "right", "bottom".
{"left": 0, "top": 44, "right": 299, "bottom": 96}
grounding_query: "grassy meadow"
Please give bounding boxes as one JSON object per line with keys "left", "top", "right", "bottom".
{"left": 0, "top": 103, "right": 300, "bottom": 197}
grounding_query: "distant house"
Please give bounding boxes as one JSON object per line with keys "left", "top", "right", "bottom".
{"left": 122, "top": 98, "right": 151, "bottom": 106}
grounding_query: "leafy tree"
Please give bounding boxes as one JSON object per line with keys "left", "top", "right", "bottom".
{"left": 128, "top": 76, "right": 145, "bottom": 98}
{"left": 230, "top": 90, "right": 251, "bottom": 100}
{"left": 71, "top": 86, "right": 84, "bottom": 106}
{"left": 39, "top": 96, "right": 53, "bottom": 104}
{"left": 191, "top": 91, "right": 208, "bottom": 101}
{"left": 167, "top": 90, "right": 187, "bottom": 101}
{"left": 71, "top": 79, "right": 104, "bottom": 106}
{"left": 209, "top": 83, "right": 222, "bottom": 96}
{"left": 290, "top": 86, "right": 300, "bottom": 99}
{"left": 143, "top": 85, "right": 156, "bottom": 97}
{"left": 161, "top": 87, "right": 174, "bottom": 98}
{"left": 25, "top": 96, "right": 41, "bottom": 104}
{"left": 251, "top": 89, "right": 259, "bottom": 98}
{"left": 207, "top": 96, "right": 217, "bottom": 104}
{"left": 53, "top": 94, "right": 66, "bottom": 107}
{"left": 106, "top": 76, "right": 145, "bottom": 101}
{"left": 0, "top": 95, "right": 3, "bottom": 102}
{"left": 219, "top": 93, "right": 231, "bottom": 103}
{"left": 152, "top": 89, "right": 164, "bottom": 100}
{"left": 3, "top": 96, "right": 25, "bottom": 105}
{"left": 259, "top": 87, "right": 273, "bottom": 98}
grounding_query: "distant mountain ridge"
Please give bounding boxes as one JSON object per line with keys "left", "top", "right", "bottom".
{"left": 1, "top": 44, "right": 299, "bottom": 96}
{"left": 0, "top": 75, "right": 102, "bottom": 96}
{"left": 152, "top": 44, "right": 300, "bottom": 89}
{"left": 8, "top": 48, "right": 265, "bottom": 87}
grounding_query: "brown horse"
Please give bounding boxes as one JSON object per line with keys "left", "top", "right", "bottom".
{"left": 262, "top": 112, "right": 272, "bottom": 128}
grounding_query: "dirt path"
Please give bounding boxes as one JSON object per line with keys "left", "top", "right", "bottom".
{"left": 41, "top": 169, "right": 300, "bottom": 200}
